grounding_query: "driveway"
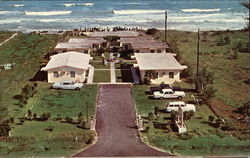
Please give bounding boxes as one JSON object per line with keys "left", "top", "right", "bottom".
{"left": 74, "top": 84, "right": 171, "bottom": 157}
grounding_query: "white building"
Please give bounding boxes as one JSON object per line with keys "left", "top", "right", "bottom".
{"left": 133, "top": 53, "right": 187, "bottom": 84}
{"left": 54, "top": 43, "right": 91, "bottom": 54}
{"left": 41, "top": 51, "right": 92, "bottom": 83}
{"left": 132, "top": 43, "right": 167, "bottom": 53}
{"left": 68, "top": 38, "right": 105, "bottom": 48}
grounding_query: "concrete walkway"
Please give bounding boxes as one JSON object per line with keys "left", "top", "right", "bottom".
{"left": 110, "top": 62, "right": 116, "bottom": 83}
{"left": 0, "top": 33, "right": 18, "bottom": 47}
{"left": 109, "top": 53, "right": 116, "bottom": 83}
{"left": 87, "top": 66, "right": 94, "bottom": 84}
{"left": 74, "top": 84, "right": 170, "bottom": 157}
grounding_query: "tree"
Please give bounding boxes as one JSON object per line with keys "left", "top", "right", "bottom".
{"left": 193, "top": 67, "right": 215, "bottom": 93}
{"left": 143, "top": 70, "right": 158, "bottom": 84}
{"left": 241, "top": 1, "right": 250, "bottom": 29}
{"left": 202, "top": 86, "right": 217, "bottom": 102}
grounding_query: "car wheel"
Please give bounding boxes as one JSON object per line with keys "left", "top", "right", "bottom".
{"left": 75, "top": 87, "right": 80, "bottom": 91}
{"left": 178, "top": 96, "right": 183, "bottom": 99}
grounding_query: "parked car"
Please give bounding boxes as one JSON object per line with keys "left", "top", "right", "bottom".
{"left": 52, "top": 81, "right": 83, "bottom": 90}
{"left": 166, "top": 101, "right": 196, "bottom": 112}
{"left": 153, "top": 89, "right": 185, "bottom": 99}
{"left": 150, "top": 84, "right": 183, "bottom": 93}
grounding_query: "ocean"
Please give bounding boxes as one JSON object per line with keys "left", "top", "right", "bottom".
{"left": 0, "top": 0, "right": 247, "bottom": 32}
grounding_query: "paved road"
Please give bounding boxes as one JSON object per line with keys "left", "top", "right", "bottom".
{"left": 74, "top": 84, "right": 171, "bottom": 157}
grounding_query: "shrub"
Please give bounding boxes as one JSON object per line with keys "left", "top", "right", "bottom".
{"left": 214, "top": 118, "right": 224, "bottom": 128}
{"left": 65, "top": 117, "right": 73, "bottom": 123}
{"left": 178, "top": 132, "right": 192, "bottom": 140}
{"left": 183, "top": 111, "right": 195, "bottom": 120}
{"left": 33, "top": 113, "right": 37, "bottom": 120}
{"left": 170, "top": 111, "right": 177, "bottom": 121}
{"left": 147, "top": 112, "right": 154, "bottom": 121}
{"left": 224, "top": 35, "right": 231, "bottom": 44}
{"left": 146, "top": 28, "right": 159, "bottom": 35}
{"left": 237, "top": 101, "right": 250, "bottom": 115}
{"left": 208, "top": 115, "right": 215, "bottom": 122}
{"left": 154, "top": 106, "right": 159, "bottom": 116}
{"left": 216, "top": 36, "right": 225, "bottom": 46}
{"left": 221, "top": 122, "right": 236, "bottom": 131}
{"left": 0, "top": 123, "right": 11, "bottom": 136}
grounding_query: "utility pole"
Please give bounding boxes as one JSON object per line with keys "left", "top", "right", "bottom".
{"left": 165, "top": 10, "right": 168, "bottom": 44}
{"left": 196, "top": 28, "right": 200, "bottom": 77}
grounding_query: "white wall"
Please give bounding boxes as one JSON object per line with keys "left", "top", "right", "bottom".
{"left": 140, "top": 70, "right": 181, "bottom": 84}
{"left": 47, "top": 67, "right": 86, "bottom": 83}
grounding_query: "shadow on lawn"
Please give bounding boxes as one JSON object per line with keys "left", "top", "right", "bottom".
{"left": 29, "top": 69, "right": 47, "bottom": 82}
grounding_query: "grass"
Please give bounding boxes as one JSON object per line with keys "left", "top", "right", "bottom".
{"left": 0, "top": 33, "right": 58, "bottom": 120}
{"left": 115, "top": 70, "right": 122, "bottom": 82}
{"left": 133, "top": 85, "right": 250, "bottom": 156}
{"left": 0, "top": 31, "right": 15, "bottom": 43}
{"left": 93, "top": 70, "right": 110, "bottom": 83}
{"left": 155, "top": 30, "right": 249, "bottom": 107}
{"left": 0, "top": 32, "right": 98, "bottom": 157}
{"left": 90, "top": 61, "right": 109, "bottom": 69}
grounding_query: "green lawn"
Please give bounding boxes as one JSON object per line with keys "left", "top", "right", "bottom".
{"left": 115, "top": 70, "right": 122, "bottom": 82}
{"left": 133, "top": 85, "right": 250, "bottom": 156}
{"left": 90, "top": 61, "right": 109, "bottom": 69}
{"left": 0, "top": 32, "right": 98, "bottom": 157}
{"left": 93, "top": 70, "right": 111, "bottom": 83}
{"left": 0, "top": 33, "right": 58, "bottom": 120}
{"left": 155, "top": 30, "right": 249, "bottom": 107}
{"left": 0, "top": 31, "right": 15, "bottom": 43}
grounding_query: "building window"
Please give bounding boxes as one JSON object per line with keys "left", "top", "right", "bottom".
{"left": 157, "top": 49, "right": 161, "bottom": 53}
{"left": 169, "top": 72, "right": 174, "bottom": 78}
{"left": 161, "top": 72, "right": 166, "bottom": 77}
{"left": 150, "top": 49, "right": 155, "bottom": 53}
{"left": 84, "top": 50, "right": 88, "bottom": 54}
{"left": 135, "top": 50, "right": 140, "bottom": 53}
{"left": 53, "top": 71, "right": 59, "bottom": 78}
{"left": 70, "top": 71, "right": 75, "bottom": 77}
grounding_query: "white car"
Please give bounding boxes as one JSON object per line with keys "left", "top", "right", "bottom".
{"left": 52, "top": 81, "right": 83, "bottom": 90}
{"left": 166, "top": 101, "right": 196, "bottom": 112}
{"left": 153, "top": 89, "right": 185, "bottom": 99}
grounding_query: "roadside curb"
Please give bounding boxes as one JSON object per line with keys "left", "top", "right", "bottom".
{"left": 130, "top": 85, "right": 174, "bottom": 156}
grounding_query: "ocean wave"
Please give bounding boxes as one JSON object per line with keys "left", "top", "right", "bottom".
{"left": 13, "top": 4, "right": 24, "bottom": 7}
{"left": 181, "top": 9, "right": 220, "bottom": 12}
{"left": 0, "top": 18, "right": 23, "bottom": 24}
{"left": 0, "top": 11, "right": 21, "bottom": 14}
{"left": 24, "top": 11, "right": 72, "bottom": 16}
{"left": 171, "top": 13, "right": 225, "bottom": 20}
{"left": 61, "top": 3, "right": 94, "bottom": 7}
{"left": 112, "top": 9, "right": 165, "bottom": 15}
{"left": 123, "top": 2, "right": 144, "bottom": 5}
{"left": 172, "top": 19, "right": 243, "bottom": 23}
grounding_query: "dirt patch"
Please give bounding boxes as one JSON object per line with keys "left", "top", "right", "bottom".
{"left": 209, "top": 99, "right": 249, "bottom": 132}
